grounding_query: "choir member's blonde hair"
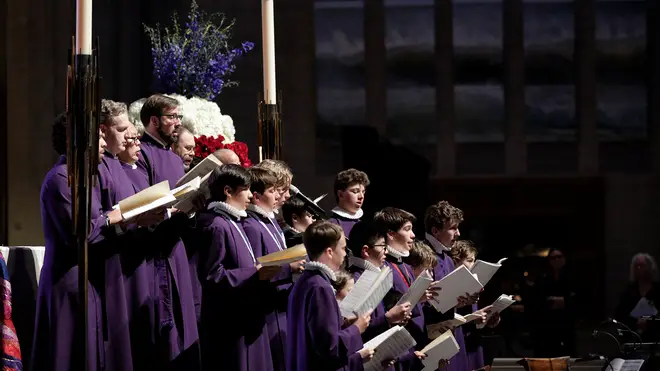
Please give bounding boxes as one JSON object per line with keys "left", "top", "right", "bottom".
{"left": 254, "top": 159, "right": 292, "bottom": 188}
{"left": 406, "top": 240, "right": 438, "bottom": 270}
{"left": 424, "top": 201, "right": 464, "bottom": 234}
{"left": 333, "top": 169, "right": 369, "bottom": 202}
{"left": 629, "top": 253, "right": 659, "bottom": 282}
{"left": 139, "top": 94, "right": 179, "bottom": 127}
{"left": 449, "top": 240, "right": 478, "bottom": 266}
{"left": 100, "top": 99, "right": 128, "bottom": 126}
{"left": 331, "top": 270, "right": 353, "bottom": 293}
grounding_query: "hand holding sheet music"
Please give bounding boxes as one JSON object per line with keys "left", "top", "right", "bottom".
{"left": 428, "top": 265, "right": 483, "bottom": 313}
{"left": 476, "top": 294, "right": 515, "bottom": 329}
{"left": 419, "top": 330, "right": 460, "bottom": 371}
{"left": 362, "top": 326, "right": 417, "bottom": 371}
{"left": 396, "top": 269, "right": 434, "bottom": 307}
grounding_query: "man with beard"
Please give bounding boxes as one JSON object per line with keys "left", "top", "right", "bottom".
{"left": 173, "top": 127, "right": 195, "bottom": 171}
{"left": 135, "top": 94, "right": 201, "bottom": 370}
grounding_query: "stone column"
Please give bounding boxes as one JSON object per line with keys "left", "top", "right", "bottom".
{"left": 435, "top": 0, "right": 456, "bottom": 176}
{"left": 503, "top": 0, "right": 526, "bottom": 175}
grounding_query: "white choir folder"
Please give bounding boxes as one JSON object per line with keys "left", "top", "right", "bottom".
{"left": 396, "top": 269, "right": 434, "bottom": 308}
{"left": 115, "top": 178, "right": 201, "bottom": 220}
{"left": 176, "top": 154, "right": 222, "bottom": 187}
{"left": 475, "top": 294, "right": 516, "bottom": 329}
{"left": 339, "top": 267, "right": 393, "bottom": 318}
{"left": 470, "top": 257, "right": 507, "bottom": 286}
{"left": 419, "top": 330, "right": 460, "bottom": 371}
{"left": 426, "top": 312, "right": 483, "bottom": 339}
{"left": 362, "top": 326, "right": 417, "bottom": 371}
{"left": 428, "top": 265, "right": 484, "bottom": 314}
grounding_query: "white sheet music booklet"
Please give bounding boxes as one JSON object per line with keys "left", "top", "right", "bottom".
{"left": 339, "top": 266, "right": 393, "bottom": 318}
{"left": 470, "top": 257, "right": 507, "bottom": 286}
{"left": 362, "top": 326, "right": 416, "bottom": 371}
{"left": 428, "top": 265, "right": 484, "bottom": 313}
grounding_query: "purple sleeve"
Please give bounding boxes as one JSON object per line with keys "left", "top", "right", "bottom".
{"left": 200, "top": 224, "right": 259, "bottom": 290}
{"left": 44, "top": 172, "right": 108, "bottom": 246}
{"left": 347, "top": 352, "right": 365, "bottom": 371}
{"left": 339, "top": 322, "right": 364, "bottom": 354}
{"left": 307, "top": 285, "right": 362, "bottom": 369}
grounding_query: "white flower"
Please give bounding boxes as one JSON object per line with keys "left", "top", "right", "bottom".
{"left": 128, "top": 98, "right": 146, "bottom": 134}
{"left": 128, "top": 94, "right": 236, "bottom": 142}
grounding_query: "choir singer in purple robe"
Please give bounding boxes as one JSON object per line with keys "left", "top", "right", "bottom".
{"left": 328, "top": 169, "right": 370, "bottom": 236}
{"left": 195, "top": 164, "right": 282, "bottom": 371}
{"left": 286, "top": 221, "right": 374, "bottom": 371}
{"left": 242, "top": 167, "right": 305, "bottom": 371}
{"left": 32, "top": 115, "right": 124, "bottom": 371}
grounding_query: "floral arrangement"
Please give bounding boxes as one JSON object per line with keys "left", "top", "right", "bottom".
{"left": 135, "top": 1, "right": 253, "bottom": 167}
{"left": 144, "top": 0, "right": 254, "bottom": 101}
{"left": 128, "top": 95, "right": 252, "bottom": 167}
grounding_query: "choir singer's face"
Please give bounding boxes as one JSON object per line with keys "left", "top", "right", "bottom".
{"left": 98, "top": 130, "right": 107, "bottom": 163}
{"left": 329, "top": 234, "right": 347, "bottom": 271}
{"left": 389, "top": 221, "right": 415, "bottom": 252}
{"left": 366, "top": 237, "right": 387, "bottom": 267}
{"left": 293, "top": 211, "right": 315, "bottom": 232}
{"left": 338, "top": 183, "right": 365, "bottom": 213}
{"left": 435, "top": 221, "right": 460, "bottom": 248}
{"left": 119, "top": 126, "right": 141, "bottom": 164}
{"left": 102, "top": 113, "right": 131, "bottom": 155}
{"left": 336, "top": 278, "right": 354, "bottom": 301}
{"left": 256, "top": 186, "right": 280, "bottom": 211}
{"left": 157, "top": 106, "right": 182, "bottom": 145}
{"left": 461, "top": 253, "right": 476, "bottom": 270}
{"left": 227, "top": 186, "right": 252, "bottom": 211}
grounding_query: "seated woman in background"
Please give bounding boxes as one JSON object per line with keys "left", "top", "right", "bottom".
{"left": 614, "top": 253, "right": 660, "bottom": 342}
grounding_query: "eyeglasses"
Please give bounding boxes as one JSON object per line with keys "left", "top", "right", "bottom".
{"left": 371, "top": 243, "right": 387, "bottom": 253}
{"left": 161, "top": 114, "right": 183, "bottom": 121}
{"left": 125, "top": 137, "right": 140, "bottom": 145}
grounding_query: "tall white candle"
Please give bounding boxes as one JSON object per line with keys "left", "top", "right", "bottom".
{"left": 76, "top": 0, "right": 92, "bottom": 55}
{"left": 261, "top": 0, "right": 277, "bottom": 104}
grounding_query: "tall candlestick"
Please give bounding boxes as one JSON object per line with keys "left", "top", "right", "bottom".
{"left": 76, "top": 0, "right": 92, "bottom": 54}
{"left": 261, "top": 0, "right": 276, "bottom": 104}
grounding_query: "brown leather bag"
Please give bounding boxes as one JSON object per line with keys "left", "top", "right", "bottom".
{"left": 517, "top": 357, "right": 570, "bottom": 371}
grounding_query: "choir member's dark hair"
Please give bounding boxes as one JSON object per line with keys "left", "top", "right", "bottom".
{"left": 424, "top": 201, "right": 464, "bottom": 234}
{"left": 52, "top": 112, "right": 68, "bottom": 156}
{"left": 448, "top": 240, "right": 477, "bottom": 267}
{"left": 347, "top": 221, "right": 386, "bottom": 258}
{"left": 247, "top": 167, "right": 278, "bottom": 195}
{"left": 303, "top": 221, "right": 344, "bottom": 260}
{"left": 373, "top": 207, "right": 416, "bottom": 234}
{"left": 139, "top": 94, "right": 179, "bottom": 127}
{"left": 333, "top": 168, "right": 370, "bottom": 202}
{"left": 207, "top": 164, "right": 251, "bottom": 202}
{"left": 282, "top": 197, "right": 307, "bottom": 227}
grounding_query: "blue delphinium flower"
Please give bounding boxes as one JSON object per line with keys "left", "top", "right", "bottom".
{"left": 144, "top": 0, "right": 254, "bottom": 101}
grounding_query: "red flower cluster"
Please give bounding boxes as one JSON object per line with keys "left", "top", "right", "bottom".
{"left": 194, "top": 135, "right": 252, "bottom": 168}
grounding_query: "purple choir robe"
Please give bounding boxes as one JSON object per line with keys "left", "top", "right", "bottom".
{"left": 421, "top": 250, "right": 469, "bottom": 371}
{"left": 195, "top": 208, "right": 274, "bottom": 371}
{"left": 243, "top": 210, "right": 291, "bottom": 371}
{"left": 32, "top": 156, "right": 109, "bottom": 371}
{"left": 286, "top": 268, "right": 364, "bottom": 371}
{"left": 121, "top": 160, "right": 150, "bottom": 192}
{"left": 327, "top": 212, "right": 360, "bottom": 237}
{"left": 382, "top": 258, "right": 427, "bottom": 371}
{"left": 99, "top": 153, "right": 163, "bottom": 371}
{"left": 459, "top": 304, "right": 484, "bottom": 371}
{"left": 135, "top": 134, "right": 199, "bottom": 367}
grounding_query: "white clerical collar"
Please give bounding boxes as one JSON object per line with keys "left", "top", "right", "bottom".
{"left": 426, "top": 233, "right": 451, "bottom": 252}
{"left": 144, "top": 130, "right": 168, "bottom": 148}
{"left": 305, "top": 261, "right": 337, "bottom": 281}
{"left": 331, "top": 206, "right": 363, "bottom": 220}
{"left": 208, "top": 201, "right": 247, "bottom": 220}
{"left": 121, "top": 161, "right": 137, "bottom": 169}
{"left": 348, "top": 256, "right": 381, "bottom": 272}
{"left": 247, "top": 204, "right": 275, "bottom": 219}
{"left": 386, "top": 245, "right": 410, "bottom": 262}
